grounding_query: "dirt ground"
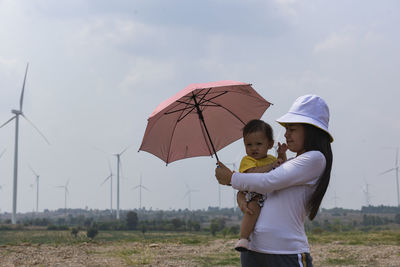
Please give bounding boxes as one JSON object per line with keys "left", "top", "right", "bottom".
{"left": 0, "top": 239, "right": 399, "bottom": 266}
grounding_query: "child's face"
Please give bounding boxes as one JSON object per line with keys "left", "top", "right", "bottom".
{"left": 243, "top": 131, "right": 273, "bottom": 160}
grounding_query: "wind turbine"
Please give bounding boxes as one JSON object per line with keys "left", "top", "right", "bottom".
{"left": 183, "top": 184, "right": 198, "bottom": 210}
{"left": 362, "top": 179, "right": 372, "bottom": 206}
{"left": 113, "top": 146, "right": 130, "bottom": 220}
{"left": 57, "top": 180, "right": 70, "bottom": 210}
{"left": 29, "top": 165, "right": 40, "bottom": 213}
{"left": 0, "top": 63, "right": 50, "bottom": 224}
{"left": 332, "top": 191, "right": 340, "bottom": 208}
{"left": 131, "top": 174, "right": 150, "bottom": 209}
{"left": 100, "top": 159, "right": 114, "bottom": 214}
{"left": 380, "top": 146, "right": 399, "bottom": 207}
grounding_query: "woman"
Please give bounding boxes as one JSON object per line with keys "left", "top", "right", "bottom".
{"left": 215, "top": 94, "right": 333, "bottom": 267}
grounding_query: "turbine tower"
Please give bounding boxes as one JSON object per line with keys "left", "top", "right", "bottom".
{"left": 29, "top": 165, "right": 40, "bottom": 213}
{"left": 380, "top": 146, "right": 399, "bottom": 207}
{"left": 0, "top": 63, "right": 50, "bottom": 224}
{"left": 362, "top": 178, "right": 372, "bottom": 207}
{"left": 57, "top": 180, "right": 70, "bottom": 210}
{"left": 183, "top": 184, "right": 198, "bottom": 210}
{"left": 100, "top": 159, "right": 114, "bottom": 214}
{"left": 113, "top": 146, "right": 129, "bottom": 220}
{"left": 131, "top": 174, "right": 149, "bottom": 209}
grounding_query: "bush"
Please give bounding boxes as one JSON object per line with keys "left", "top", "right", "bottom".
{"left": 140, "top": 224, "right": 147, "bottom": 236}
{"left": 126, "top": 211, "right": 138, "bottom": 230}
{"left": 71, "top": 227, "right": 79, "bottom": 237}
{"left": 47, "top": 225, "right": 69, "bottom": 230}
{"left": 87, "top": 227, "right": 98, "bottom": 239}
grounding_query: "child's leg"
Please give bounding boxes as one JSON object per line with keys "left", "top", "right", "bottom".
{"left": 239, "top": 200, "right": 261, "bottom": 240}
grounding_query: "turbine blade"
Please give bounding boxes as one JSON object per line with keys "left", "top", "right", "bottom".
{"left": 142, "top": 185, "right": 150, "bottom": 191}
{"left": 21, "top": 114, "right": 51, "bottom": 145}
{"left": 396, "top": 147, "right": 399, "bottom": 166}
{"left": 29, "top": 164, "right": 39, "bottom": 176}
{"left": 132, "top": 185, "right": 140, "bottom": 190}
{"left": 100, "top": 175, "right": 112, "bottom": 186}
{"left": 0, "top": 116, "right": 16, "bottom": 129}
{"left": 120, "top": 145, "right": 131, "bottom": 156}
{"left": 0, "top": 148, "right": 6, "bottom": 159}
{"left": 20, "top": 63, "right": 29, "bottom": 112}
{"left": 380, "top": 168, "right": 396, "bottom": 175}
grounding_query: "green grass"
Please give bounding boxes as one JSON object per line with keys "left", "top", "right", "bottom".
{"left": 1, "top": 228, "right": 399, "bottom": 247}
{"left": 308, "top": 229, "right": 400, "bottom": 246}
{"left": 0, "top": 229, "right": 214, "bottom": 246}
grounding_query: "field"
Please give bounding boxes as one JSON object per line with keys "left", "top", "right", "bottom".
{"left": 0, "top": 230, "right": 399, "bottom": 266}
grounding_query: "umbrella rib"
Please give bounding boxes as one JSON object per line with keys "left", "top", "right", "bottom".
{"left": 197, "top": 91, "right": 228, "bottom": 105}
{"left": 203, "top": 99, "right": 246, "bottom": 125}
{"left": 177, "top": 106, "right": 196, "bottom": 122}
{"left": 165, "top": 99, "right": 193, "bottom": 163}
{"left": 164, "top": 103, "right": 195, "bottom": 115}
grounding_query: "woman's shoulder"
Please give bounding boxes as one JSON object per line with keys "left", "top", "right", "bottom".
{"left": 297, "top": 150, "right": 326, "bottom": 167}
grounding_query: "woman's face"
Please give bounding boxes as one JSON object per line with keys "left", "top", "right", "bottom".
{"left": 284, "top": 123, "right": 305, "bottom": 155}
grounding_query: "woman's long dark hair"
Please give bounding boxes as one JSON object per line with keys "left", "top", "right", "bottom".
{"left": 302, "top": 124, "right": 333, "bottom": 220}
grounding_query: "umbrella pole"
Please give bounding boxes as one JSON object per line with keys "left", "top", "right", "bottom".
{"left": 192, "top": 94, "right": 219, "bottom": 163}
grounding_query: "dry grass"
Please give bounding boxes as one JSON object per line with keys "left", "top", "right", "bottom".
{"left": 0, "top": 230, "right": 399, "bottom": 266}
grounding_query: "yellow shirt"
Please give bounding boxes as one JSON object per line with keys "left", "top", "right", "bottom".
{"left": 239, "top": 155, "right": 277, "bottom": 173}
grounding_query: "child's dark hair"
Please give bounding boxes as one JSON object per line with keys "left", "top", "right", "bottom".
{"left": 302, "top": 124, "right": 333, "bottom": 220}
{"left": 243, "top": 119, "right": 274, "bottom": 142}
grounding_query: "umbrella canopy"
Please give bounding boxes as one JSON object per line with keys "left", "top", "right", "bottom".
{"left": 139, "top": 80, "right": 271, "bottom": 164}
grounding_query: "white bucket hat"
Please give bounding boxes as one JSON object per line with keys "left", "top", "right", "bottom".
{"left": 276, "top": 94, "right": 334, "bottom": 142}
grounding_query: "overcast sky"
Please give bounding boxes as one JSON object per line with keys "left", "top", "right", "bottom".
{"left": 0, "top": 0, "right": 399, "bottom": 213}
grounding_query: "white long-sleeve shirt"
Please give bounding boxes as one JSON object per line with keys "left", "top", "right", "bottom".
{"left": 231, "top": 150, "right": 326, "bottom": 254}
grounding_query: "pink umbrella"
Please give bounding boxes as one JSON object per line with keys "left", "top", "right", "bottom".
{"left": 139, "top": 80, "right": 271, "bottom": 164}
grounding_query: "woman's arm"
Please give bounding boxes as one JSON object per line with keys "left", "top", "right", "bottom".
{"left": 231, "top": 151, "right": 326, "bottom": 195}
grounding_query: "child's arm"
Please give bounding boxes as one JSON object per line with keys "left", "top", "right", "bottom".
{"left": 244, "top": 161, "right": 281, "bottom": 173}
{"left": 277, "top": 142, "right": 288, "bottom": 162}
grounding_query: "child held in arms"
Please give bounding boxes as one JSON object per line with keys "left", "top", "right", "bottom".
{"left": 235, "top": 119, "right": 287, "bottom": 251}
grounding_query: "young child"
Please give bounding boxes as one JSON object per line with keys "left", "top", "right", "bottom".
{"left": 235, "top": 119, "right": 287, "bottom": 251}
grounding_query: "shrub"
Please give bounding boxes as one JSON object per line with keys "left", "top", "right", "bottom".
{"left": 126, "top": 211, "right": 138, "bottom": 230}
{"left": 87, "top": 227, "right": 99, "bottom": 239}
{"left": 71, "top": 227, "right": 79, "bottom": 237}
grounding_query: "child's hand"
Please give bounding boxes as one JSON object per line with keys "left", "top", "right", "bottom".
{"left": 277, "top": 142, "right": 288, "bottom": 162}
{"left": 277, "top": 142, "right": 288, "bottom": 154}
{"left": 272, "top": 159, "right": 283, "bottom": 169}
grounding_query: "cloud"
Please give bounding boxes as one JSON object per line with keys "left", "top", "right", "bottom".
{"left": 314, "top": 29, "right": 358, "bottom": 53}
